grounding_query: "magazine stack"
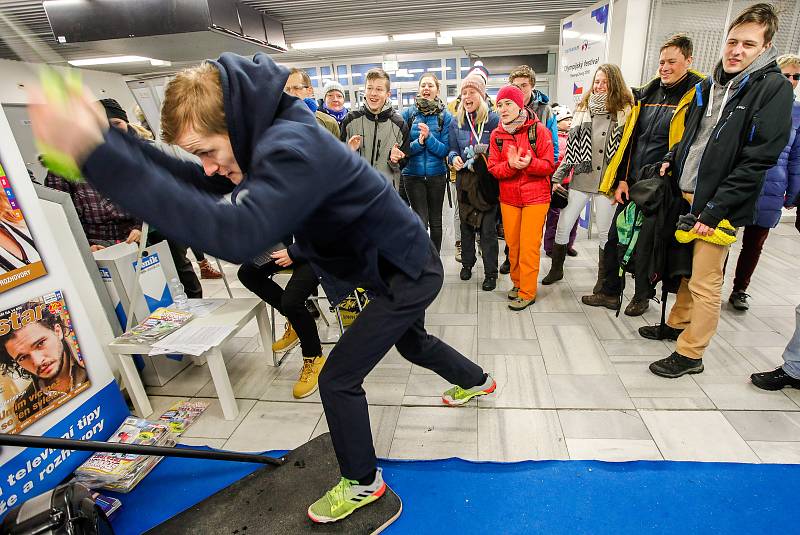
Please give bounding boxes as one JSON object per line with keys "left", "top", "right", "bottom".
{"left": 73, "top": 417, "right": 176, "bottom": 492}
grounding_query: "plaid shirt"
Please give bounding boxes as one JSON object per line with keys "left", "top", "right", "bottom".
{"left": 45, "top": 172, "right": 141, "bottom": 245}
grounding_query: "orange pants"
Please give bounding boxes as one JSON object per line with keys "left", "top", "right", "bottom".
{"left": 501, "top": 202, "right": 549, "bottom": 300}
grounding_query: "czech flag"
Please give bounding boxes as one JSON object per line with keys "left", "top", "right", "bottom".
{"left": 573, "top": 83, "right": 583, "bottom": 95}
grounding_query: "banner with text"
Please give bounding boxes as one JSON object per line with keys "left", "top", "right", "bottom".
{"left": 558, "top": 1, "right": 610, "bottom": 108}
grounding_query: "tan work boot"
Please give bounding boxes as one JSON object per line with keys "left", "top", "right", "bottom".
{"left": 293, "top": 355, "right": 326, "bottom": 398}
{"left": 272, "top": 322, "right": 299, "bottom": 353}
{"left": 198, "top": 258, "right": 223, "bottom": 279}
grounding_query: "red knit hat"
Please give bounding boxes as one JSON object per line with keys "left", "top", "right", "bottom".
{"left": 496, "top": 85, "right": 525, "bottom": 110}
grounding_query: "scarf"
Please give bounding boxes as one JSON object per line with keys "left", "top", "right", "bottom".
{"left": 303, "top": 97, "right": 318, "bottom": 113}
{"left": 415, "top": 96, "right": 445, "bottom": 116}
{"left": 322, "top": 105, "right": 348, "bottom": 123}
{"left": 501, "top": 109, "right": 527, "bottom": 135}
{"left": 588, "top": 92, "right": 608, "bottom": 116}
{"left": 561, "top": 104, "right": 626, "bottom": 177}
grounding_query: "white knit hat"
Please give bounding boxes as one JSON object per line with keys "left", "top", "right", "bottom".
{"left": 323, "top": 80, "right": 345, "bottom": 97}
{"left": 553, "top": 105, "right": 573, "bottom": 122}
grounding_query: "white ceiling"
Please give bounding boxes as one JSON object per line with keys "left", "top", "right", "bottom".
{"left": 0, "top": 0, "right": 596, "bottom": 75}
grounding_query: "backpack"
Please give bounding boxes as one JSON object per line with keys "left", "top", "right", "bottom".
{"left": 616, "top": 203, "right": 644, "bottom": 274}
{"left": 494, "top": 123, "right": 538, "bottom": 154}
{"left": 406, "top": 110, "right": 445, "bottom": 133}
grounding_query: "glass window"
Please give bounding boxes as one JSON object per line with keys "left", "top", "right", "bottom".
{"left": 446, "top": 59, "right": 456, "bottom": 81}
{"left": 336, "top": 64, "right": 350, "bottom": 85}
{"left": 351, "top": 62, "right": 382, "bottom": 86}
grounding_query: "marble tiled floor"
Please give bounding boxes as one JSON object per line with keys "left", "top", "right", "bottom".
{"left": 143, "top": 215, "right": 800, "bottom": 465}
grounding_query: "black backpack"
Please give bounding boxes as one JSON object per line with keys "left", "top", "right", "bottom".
{"left": 406, "top": 110, "right": 445, "bottom": 134}
{"left": 493, "top": 123, "right": 538, "bottom": 153}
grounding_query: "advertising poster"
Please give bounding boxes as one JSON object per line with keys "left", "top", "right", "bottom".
{"left": 558, "top": 1, "right": 610, "bottom": 107}
{"left": 0, "top": 290, "right": 91, "bottom": 434}
{"left": 0, "top": 161, "right": 47, "bottom": 292}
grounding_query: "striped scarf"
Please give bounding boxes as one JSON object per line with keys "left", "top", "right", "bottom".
{"left": 501, "top": 109, "right": 527, "bottom": 135}
{"left": 562, "top": 105, "right": 625, "bottom": 176}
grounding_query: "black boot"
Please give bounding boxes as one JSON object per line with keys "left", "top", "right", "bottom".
{"left": 592, "top": 247, "right": 607, "bottom": 294}
{"left": 542, "top": 244, "right": 567, "bottom": 285}
{"left": 499, "top": 257, "right": 510, "bottom": 274}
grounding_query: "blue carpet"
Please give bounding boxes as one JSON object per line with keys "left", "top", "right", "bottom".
{"left": 108, "top": 447, "right": 799, "bottom": 534}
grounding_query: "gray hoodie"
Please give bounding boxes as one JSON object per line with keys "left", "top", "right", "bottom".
{"left": 679, "top": 47, "right": 779, "bottom": 192}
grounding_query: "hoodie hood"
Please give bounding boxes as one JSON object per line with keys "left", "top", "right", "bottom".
{"left": 530, "top": 89, "right": 550, "bottom": 105}
{"left": 211, "top": 53, "right": 312, "bottom": 174}
{"left": 360, "top": 100, "right": 396, "bottom": 122}
{"left": 712, "top": 45, "right": 779, "bottom": 89}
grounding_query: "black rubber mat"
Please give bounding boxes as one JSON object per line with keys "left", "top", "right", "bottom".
{"left": 145, "top": 433, "right": 402, "bottom": 534}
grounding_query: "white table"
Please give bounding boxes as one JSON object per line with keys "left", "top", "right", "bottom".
{"left": 109, "top": 298, "right": 271, "bottom": 421}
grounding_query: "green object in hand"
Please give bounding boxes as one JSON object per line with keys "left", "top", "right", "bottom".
{"left": 36, "top": 67, "right": 85, "bottom": 182}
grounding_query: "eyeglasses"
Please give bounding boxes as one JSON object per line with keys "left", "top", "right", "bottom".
{"left": 784, "top": 73, "right": 800, "bottom": 81}
{"left": 284, "top": 84, "right": 309, "bottom": 92}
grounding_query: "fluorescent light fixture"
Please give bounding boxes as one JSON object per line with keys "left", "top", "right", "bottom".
{"left": 407, "top": 68, "right": 424, "bottom": 73}
{"left": 437, "top": 35, "right": 453, "bottom": 46}
{"left": 440, "top": 25, "right": 545, "bottom": 38}
{"left": 68, "top": 55, "right": 158, "bottom": 66}
{"left": 291, "top": 35, "right": 389, "bottom": 50}
{"left": 392, "top": 32, "right": 436, "bottom": 41}
{"left": 149, "top": 59, "right": 172, "bottom": 67}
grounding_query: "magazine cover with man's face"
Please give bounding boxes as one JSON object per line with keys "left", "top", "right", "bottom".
{"left": 0, "top": 290, "right": 90, "bottom": 433}
{"left": 0, "top": 160, "right": 47, "bottom": 293}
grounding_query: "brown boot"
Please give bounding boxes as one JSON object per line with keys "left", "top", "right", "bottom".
{"left": 592, "top": 247, "right": 607, "bottom": 294}
{"left": 198, "top": 259, "right": 223, "bottom": 279}
{"left": 581, "top": 292, "right": 618, "bottom": 309}
{"left": 624, "top": 298, "right": 650, "bottom": 317}
{"left": 542, "top": 244, "right": 567, "bottom": 285}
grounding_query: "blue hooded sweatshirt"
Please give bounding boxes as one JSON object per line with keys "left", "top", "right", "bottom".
{"left": 81, "top": 53, "right": 430, "bottom": 303}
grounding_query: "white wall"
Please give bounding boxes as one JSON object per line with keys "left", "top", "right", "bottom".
{"left": 0, "top": 58, "right": 138, "bottom": 115}
{"left": 608, "top": 0, "right": 652, "bottom": 88}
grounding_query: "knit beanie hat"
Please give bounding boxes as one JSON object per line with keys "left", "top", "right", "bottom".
{"left": 99, "top": 99, "right": 129, "bottom": 123}
{"left": 553, "top": 104, "right": 573, "bottom": 122}
{"left": 460, "top": 61, "right": 489, "bottom": 97}
{"left": 323, "top": 81, "right": 345, "bottom": 98}
{"left": 467, "top": 62, "right": 489, "bottom": 85}
{"left": 496, "top": 85, "right": 525, "bottom": 110}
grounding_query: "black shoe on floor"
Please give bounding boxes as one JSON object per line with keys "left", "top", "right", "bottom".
{"left": 639, "top": 324, "right": 684, "bottom": 341}
{"left": 649, "top": 352, "right": 704, "bottom": 378}
{"left": 729, "top": 291, "right": 750, "bottom": 311}
{"left": 567, "top": 248, "right": 578, "bottom": 257}
{"left": 499, "top": 258, "right": 510, "bottom": 275}
{"left": 751, "top": 367, "right": 800, "bottom": 391}
{"left": 460, "top": 267, "right": 472, "bottom": 281}
{"left": 482, "top": 276, "right": 497, "bottom": 291}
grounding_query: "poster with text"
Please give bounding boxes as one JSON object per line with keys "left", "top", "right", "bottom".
{"left": 558, "top": 1, "right": 610, "bottom": 108}
{"left": 0, "top": 290, "right": 90, "bottom": 434}
{"left": 0, "top": 161, "right": 46, "bottom": 292}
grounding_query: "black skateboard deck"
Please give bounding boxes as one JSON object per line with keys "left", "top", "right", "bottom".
{"left": 146, "top": 433, "right": 402, "bottom": 534}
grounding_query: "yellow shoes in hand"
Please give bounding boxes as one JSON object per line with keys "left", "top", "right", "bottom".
{"left": 675, "top": 219, "right": 737, "bottom": 246}
{"left": 293, "top": 356, "right": 326, "bottom": 399}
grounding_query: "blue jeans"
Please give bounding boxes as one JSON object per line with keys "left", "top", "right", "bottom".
{"left": 782, "top": 304, "right": 800, "bottom": 379}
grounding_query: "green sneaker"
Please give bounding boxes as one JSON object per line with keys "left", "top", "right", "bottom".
{"left": 307, "top": 468, "right": 386, "bottom": 523}
{"left": 442, "top": 374, "right": 496, "bottom": 406}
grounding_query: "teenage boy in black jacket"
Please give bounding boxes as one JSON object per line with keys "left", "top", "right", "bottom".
{"left": 582, "top": 34, "right": 704, "bottom": 316}
{"left": 29, "top": 53, "right": 495, "bottom": 524}
{"left": 640, "top": 3, "right": 794, "bottom": 378}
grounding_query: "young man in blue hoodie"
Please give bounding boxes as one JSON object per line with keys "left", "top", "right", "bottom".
{"left": 30, "top": 53, "right": 495, "bottom": 524}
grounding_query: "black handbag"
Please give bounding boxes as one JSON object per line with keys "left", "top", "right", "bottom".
{"left": 551, "top": 185, "right": 569, "bottom": 209}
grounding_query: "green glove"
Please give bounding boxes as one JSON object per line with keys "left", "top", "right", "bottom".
{"left": 36, "top": 67, "right": 85, "bottom": 182}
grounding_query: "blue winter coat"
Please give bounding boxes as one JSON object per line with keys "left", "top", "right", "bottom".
{"left": 81, "top": 53, "right": 431, "bottom": 304}
{"left": 401, "top": 104, "right": 452, "bottom": 178}
{"left": 447, "top": 111, "right": 500, "bottom": 164}
{"left": 754, "top": 101, "right": 800, "bottom": 227}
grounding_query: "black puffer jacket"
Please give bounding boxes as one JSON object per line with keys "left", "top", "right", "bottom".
{"left": 667, "top": 57, "right": 794, "bottom": 228}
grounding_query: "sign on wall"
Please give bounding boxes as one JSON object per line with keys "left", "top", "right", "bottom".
{"left": 0, "top": 107, "right": 129, "bottom": 519}
{"left": 558, "top": 1, "right": 610, "bottom": 108}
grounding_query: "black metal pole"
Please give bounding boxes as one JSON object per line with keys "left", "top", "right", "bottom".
{"left": 0, "top": 434, "right": 284, "bottom": 466}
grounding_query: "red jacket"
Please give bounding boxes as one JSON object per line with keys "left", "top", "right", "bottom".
{"left": 488, "top": 116, "right": 555, "bottom": 207}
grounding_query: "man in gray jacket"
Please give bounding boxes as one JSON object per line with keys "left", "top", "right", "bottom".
{"left": 340, "top": 68, "right": 410, "bottom": 190}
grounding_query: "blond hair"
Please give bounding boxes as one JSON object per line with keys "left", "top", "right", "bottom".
{"left": 456, "top": 97, "right": 489, "bottom": 128}
{"left": 161, "top": 62, "right": 227, "bottom": 144}
{"left": 778, "top": 54, "right": 800, "bottom": 69}
{"left": 576, "top": 64, "right": 634, "bottom": 115}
